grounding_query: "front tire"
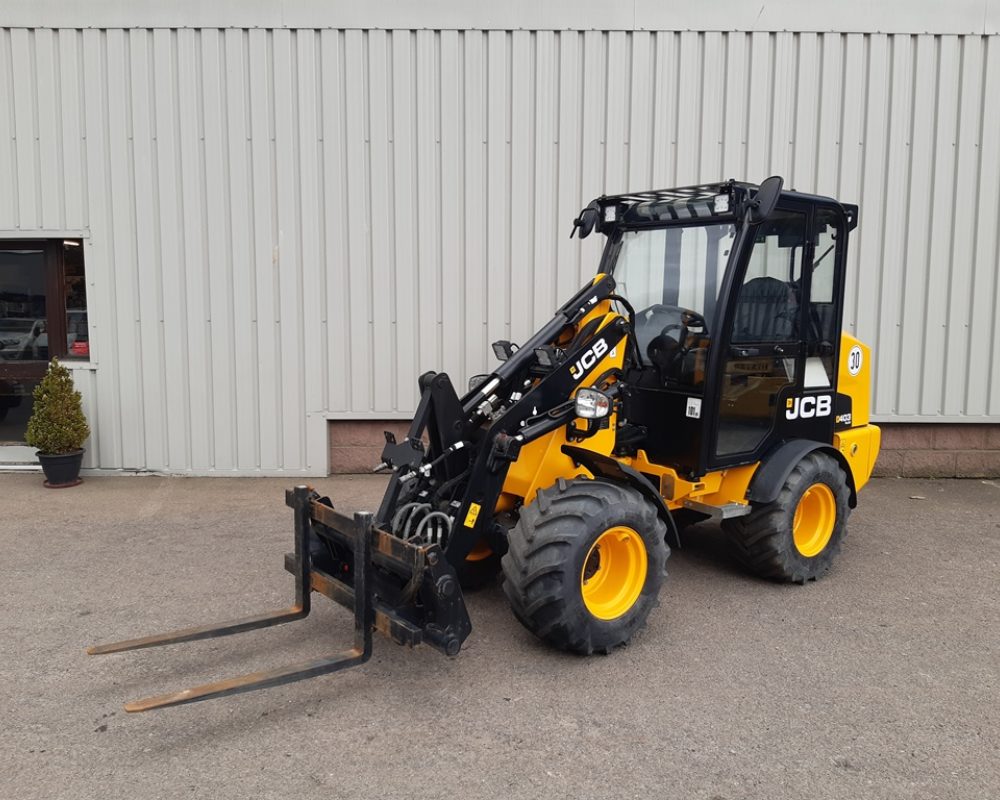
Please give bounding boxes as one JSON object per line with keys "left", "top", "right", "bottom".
{"left": 723, "top": 451, "right": 850, "bottom": 583}
{"left": 501, "top": 477, "right": 669, "bottom": 654}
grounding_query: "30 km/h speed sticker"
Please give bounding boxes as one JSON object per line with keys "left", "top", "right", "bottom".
{"left": 847, "top": 345, "right": 863, "bottom": 376}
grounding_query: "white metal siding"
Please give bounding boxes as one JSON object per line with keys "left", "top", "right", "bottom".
{"left": 5, "top": 1, "right": 998, "bottom": 36}
{"left": 2, "top": 27, "right": 999, "bottom": 473}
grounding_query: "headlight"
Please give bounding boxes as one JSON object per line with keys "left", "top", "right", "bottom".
{"left": 468, "top": 374, "right": 489, "bottom": 392}
{"left": 575, "top": 388, "right": 611, "bottom": 419}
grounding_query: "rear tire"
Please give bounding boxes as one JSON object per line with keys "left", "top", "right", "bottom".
{"left": 501, "top": 477, "right": 669, "bottom": 654}
{"left": 723, "top": 451, "right": 850, "bottom": 583}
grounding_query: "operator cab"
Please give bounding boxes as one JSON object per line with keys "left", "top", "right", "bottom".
{"left": 584, "top": 179, "right": 857, "bottom": 479}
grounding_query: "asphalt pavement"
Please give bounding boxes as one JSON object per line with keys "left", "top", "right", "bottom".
{"left": 1, "top": 473, "right": 997, "bottom": 800}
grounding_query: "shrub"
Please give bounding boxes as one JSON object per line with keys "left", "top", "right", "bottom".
{"left": 25, "top": 358, "right": 91, "bottom": 454}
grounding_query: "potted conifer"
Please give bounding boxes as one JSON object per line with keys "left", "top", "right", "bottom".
{"left": 25, "top": 357, "right": 90, "bottom": 488}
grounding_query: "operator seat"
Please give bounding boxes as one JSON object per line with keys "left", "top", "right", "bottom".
{"left": 731, "top": 276, "right": 798, "bottom": 342}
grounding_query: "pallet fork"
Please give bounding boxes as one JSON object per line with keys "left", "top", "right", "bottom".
{"left": 88, "top": 486, "right": 471, "bottom": 712}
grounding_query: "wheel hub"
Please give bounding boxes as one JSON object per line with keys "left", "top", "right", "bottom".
{"left": 792, "top": 483, "right": 836, "bottom": 557}
{"left": 580, "top": 526, "right": 648, "bottom": 620}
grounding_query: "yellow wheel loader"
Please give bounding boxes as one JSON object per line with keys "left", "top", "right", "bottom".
{"left": 90, "top": 177, "right": 880, "bottom": 710}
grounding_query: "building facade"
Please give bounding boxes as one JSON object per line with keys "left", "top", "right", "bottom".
{"left": 2, "top": 2, "right": 1000, "bottom": 475}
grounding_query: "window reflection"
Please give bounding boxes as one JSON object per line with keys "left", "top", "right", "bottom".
{"left": 0, "top": 248, "right": 47, "bottom": 362}
{"left": 63, "top": 240, "right": 89, "bottom": 359}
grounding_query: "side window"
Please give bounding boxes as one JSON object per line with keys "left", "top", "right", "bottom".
{"left": 804, "top": 209, "right": 841, "bottom": 387}
{"left": 730, "top": 213, "right": 805, "bottom": 343}
{"left": 64, "top": 242, "right": 90, "bottom": 359}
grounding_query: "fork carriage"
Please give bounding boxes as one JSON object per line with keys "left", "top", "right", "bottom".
{"left": 87, "top": 486, "right": 470, "bottom": 712}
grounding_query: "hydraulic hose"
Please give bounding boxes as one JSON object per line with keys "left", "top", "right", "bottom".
{"left": 461, "top": 273, "right": 617, "bottom": 416}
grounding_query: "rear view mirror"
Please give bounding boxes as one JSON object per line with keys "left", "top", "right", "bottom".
{"left": 571, "top": 202, "right": 601, "bottom": 239}
{"left": 747, "top": 175, "right": 784, "bottom": 223}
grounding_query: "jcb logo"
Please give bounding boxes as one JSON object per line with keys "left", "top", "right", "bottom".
{"left": 569, "top": 339, "right": 609, "bottom": 381}
{"left": 785, "top": 395, "right": 832, "bottom": 420}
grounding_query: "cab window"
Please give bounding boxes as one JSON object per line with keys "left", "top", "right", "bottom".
{"left": 612, "top": 223, "right": 736, "bottom": 386}
{"left": 804, "top": 208, "right": 842, "bottom": 387}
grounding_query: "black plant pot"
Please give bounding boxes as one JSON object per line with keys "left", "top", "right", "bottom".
{"left": 38, "top": 449, "right": 85, "bottom": 488}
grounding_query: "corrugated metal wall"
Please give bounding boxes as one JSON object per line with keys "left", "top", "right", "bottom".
{"left": 2, "top": 27, "right": 999, "bottom": 473}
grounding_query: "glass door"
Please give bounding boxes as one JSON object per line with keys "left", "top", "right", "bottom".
{"left": 714, "top": 211, "right": 807, "bottom": 459}
{"left": 0, "top": 245, "right": 49, "bottom": 446}
{"left": 0, "top": 240, "right": 84, "bottom": 457}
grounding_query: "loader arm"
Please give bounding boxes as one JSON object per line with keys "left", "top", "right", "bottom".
{"left": 370, "top": 272, "right": 632, "bottom": 567}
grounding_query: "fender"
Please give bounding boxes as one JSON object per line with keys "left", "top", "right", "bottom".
{"left": 747, "top": 439, "right": 857, "bottom": 508}
{"left": 562, "top": 445, "right": 681, "bottom": 549}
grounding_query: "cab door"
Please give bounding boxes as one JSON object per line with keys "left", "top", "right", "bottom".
{"left": 712, "top": 208, "right": 809, "bottom": 462}
{"left": 708, "top": 203, "right": 848, "bottom": 468}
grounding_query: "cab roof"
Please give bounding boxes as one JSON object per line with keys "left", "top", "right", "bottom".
{"left": 591, "top": 179, "right": 857, "bottom": 231}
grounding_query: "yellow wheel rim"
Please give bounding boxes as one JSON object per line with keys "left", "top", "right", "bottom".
{"left": 580, "top": 526, "right": 648, "bottom": 620}
{"left": 792, "top": 483, "right": 836, "bottom": 557}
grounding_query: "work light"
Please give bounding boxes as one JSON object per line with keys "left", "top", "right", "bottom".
{"left": 575, "top": 388, "right": 611, "bottom": 419}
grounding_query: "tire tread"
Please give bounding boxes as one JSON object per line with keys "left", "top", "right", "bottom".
{"left": 723, "top": 452, "right": 850, "bottom": 583}
{"left": 502, "top": 478, "right": 669, "bottom": 654}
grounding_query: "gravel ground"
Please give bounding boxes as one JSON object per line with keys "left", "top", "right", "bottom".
{"left": 1, "top": 473, "right": 998, "bottom": 800}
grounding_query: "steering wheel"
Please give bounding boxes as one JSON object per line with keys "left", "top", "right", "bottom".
{"left": 641, "top": 304, "right": 708, "bottom": 332}
{"left": 643, "top": 306, "right": 708, "bottom": 380}
{"left": 657, "top": 321, "right": 686, "bottom": 342}
{"left": 646, "top": 322, "right": 687, "bottom": 374}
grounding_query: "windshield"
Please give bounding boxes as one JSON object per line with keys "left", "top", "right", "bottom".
{"left": 613, "top": 223, "right": 736, "bottom": 323}
{"left": 611, "top": 223, "right": 736, "bottom": 382}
